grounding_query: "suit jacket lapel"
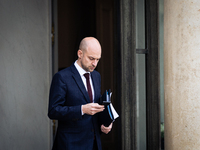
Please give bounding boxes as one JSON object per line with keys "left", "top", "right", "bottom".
{"left": 70, "top": 64, "right": 91, "bottom": 103}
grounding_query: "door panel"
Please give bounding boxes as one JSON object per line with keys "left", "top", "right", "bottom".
{"left": 96, "top": 0, "right": 117, "bottom": 149}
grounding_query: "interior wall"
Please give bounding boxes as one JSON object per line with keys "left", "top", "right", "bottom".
{"left": 57, "top": 0, "right": 96, "bottom": 70}
{"left": 0, "top": 0, "right": 51, "bottom": 149}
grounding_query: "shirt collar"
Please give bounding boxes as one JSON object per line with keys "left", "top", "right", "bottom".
{"left": 74, "top": 60, "right": 90, "bottom": 76}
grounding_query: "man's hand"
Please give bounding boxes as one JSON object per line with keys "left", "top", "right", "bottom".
{"left": 101, "top": 123, "right": 113, "bottom": 134}
{"left": 82, "top": 103, "right": 104, "bottom": 115}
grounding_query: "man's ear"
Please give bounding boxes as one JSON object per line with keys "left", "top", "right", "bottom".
{"left": 77, "top": 50, "right": 83, "bottom": 58}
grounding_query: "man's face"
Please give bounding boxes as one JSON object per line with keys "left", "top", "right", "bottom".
{"left": 78, "top": 47, "right": 101, "bottom": 72}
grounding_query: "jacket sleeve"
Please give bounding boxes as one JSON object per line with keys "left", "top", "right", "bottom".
{"left": 48, "top": 73, "right": 82, "bottom": 121}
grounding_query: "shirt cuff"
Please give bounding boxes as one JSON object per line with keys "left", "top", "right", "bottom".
{"left": 81, "top": 105, "right": 84, "bottom": 115}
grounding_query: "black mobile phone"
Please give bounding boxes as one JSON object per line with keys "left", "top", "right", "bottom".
{"left": 102, "top": 101, "right": 111, "bottom": 106}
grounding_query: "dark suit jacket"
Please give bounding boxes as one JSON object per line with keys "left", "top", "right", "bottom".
{"left": 48, "top": 64, "right": 102, "bottom": 150}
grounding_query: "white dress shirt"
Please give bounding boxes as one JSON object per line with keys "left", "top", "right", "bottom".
{"left": 74, "top": 61, "right": 95, "bottom": 102}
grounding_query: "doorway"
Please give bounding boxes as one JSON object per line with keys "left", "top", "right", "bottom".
{"left": 51, "top": 0, "right": 161, "bottom": 149}
{"left": 51, "top": 0, "right": 118, "bottom": 149}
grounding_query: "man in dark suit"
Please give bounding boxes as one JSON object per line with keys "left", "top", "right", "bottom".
{"left": 48, "top": 37, "right": 112, "bottom": 150}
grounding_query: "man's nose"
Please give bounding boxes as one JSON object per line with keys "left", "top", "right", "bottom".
{"left": 92, "top": 60, "right": 98, "bottom": 66}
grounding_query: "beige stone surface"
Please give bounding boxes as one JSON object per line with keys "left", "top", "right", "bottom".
{"left": 164, "top": 0, "right": 200, "bottom": 149}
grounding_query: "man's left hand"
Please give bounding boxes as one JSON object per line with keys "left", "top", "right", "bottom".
{"left": 101, "top": 123, "right": 113, "bottom": 134}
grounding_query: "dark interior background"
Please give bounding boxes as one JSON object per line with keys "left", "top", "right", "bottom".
{"left": 56, "top": 0, "right": 119, "bottom": 149}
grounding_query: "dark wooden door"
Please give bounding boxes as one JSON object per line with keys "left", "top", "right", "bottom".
{"left": 95, "top": 0, "right": 118, "bottom": 149}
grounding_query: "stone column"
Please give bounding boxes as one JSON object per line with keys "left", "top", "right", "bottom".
{"left": 164, "top": 0, "right": 200, "bottom": 149}
{"left": 0, "top": 0, "right": 51, "bottom": 149}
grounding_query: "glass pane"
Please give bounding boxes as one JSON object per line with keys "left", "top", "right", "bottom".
{"left": 136, "top": 0, "right": 146, "bottom": 149}
{"left": 136, "top": 0, "right": 145, "bottom": 49}
{"left": 136, "top": 54, "right": 146, "bottom": 150}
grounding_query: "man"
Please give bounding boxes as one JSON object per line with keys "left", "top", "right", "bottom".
{"left": 48, "top": 37, "right": 113, "bottom": 150}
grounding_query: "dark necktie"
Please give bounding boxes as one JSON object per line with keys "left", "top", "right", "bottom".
{"left": 84, "top": 73, "right": 93, "bottom": 103}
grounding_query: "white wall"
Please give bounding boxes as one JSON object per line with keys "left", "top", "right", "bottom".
{"left": 0, "top": 0, "right": 51, "bottom": 149}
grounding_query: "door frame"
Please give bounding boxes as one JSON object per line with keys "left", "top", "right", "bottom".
{"left": 115, "top": 0, "right": 160, "bottom": 149}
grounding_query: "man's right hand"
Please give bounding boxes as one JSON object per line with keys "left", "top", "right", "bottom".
{"left": 82, "top": 103, "right": 104, "bottom": 115}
